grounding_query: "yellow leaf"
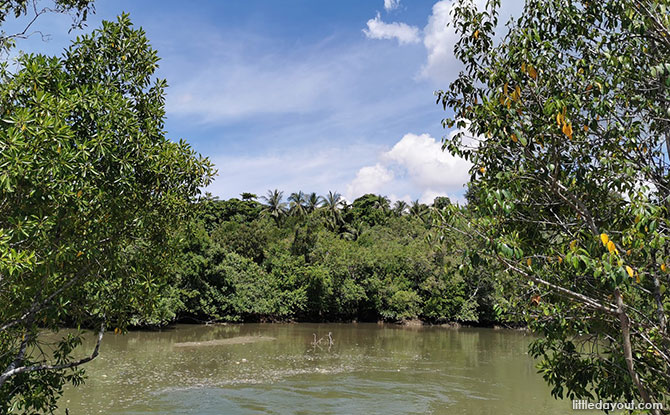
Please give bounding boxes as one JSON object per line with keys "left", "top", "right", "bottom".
{"left": 77, "top": 190, "right": 82, "bottom": 198}
{"left": 626, "top": 249, "right": 631, "bottom": 256}
{"left": 625, "top": 266, "right": 634, "bottom": 278}
{"left": 21, "top": 124, "right": 26, "bottom": 131}
{"left": 521, "top": 62, "right": 527, "bottom": 73}
{"left": 569, "top": 240, "right": 577, "bottom": 250}
{"left": 661, "top": 263, "right": 667, "bottom": 273}
{"left": 607, "top": 240, "right": 617, "bottom": 254}
{"left": 511, "top": 133, "right": 518, "bottom": 143}
{"left": 504, "top": 82, "right": 509, "bottom": 96}
{"left": 528, "top": 65, "right": 537, "bottom": 80}
{"left": 76, "top": 251, "right": 83, "bottom": 257}
{"left": 473, "top": 29, "right": 480, "bottom": 39}
{"left": 526, "top": 258, "right": 532, "bottom": 267}
{"left": 562, "top": 123, "right": 573, "bottom": 140}
{"left": 558, "top": 256, "right": 563, "bottom": 264}
{"left": 583, "top": 125, "right": 588, "bottom": 132}
{"left": 531, "top": 295, "right": 541, "bottom": 305}
{"left": 479, "top": 167, "right": 486, "bottom": 174}
{"left": 556, "top": 113, "right": 561, "bottom": 126}
{"left": 600, "top": 233, "right": 609, "bottom": 246}
{"left": 636, "top": 274, "right": 641, "bottom": 283}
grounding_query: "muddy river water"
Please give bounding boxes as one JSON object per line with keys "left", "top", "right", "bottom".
{"left": 57, "top": 323, "right": 570, "bottom": 414}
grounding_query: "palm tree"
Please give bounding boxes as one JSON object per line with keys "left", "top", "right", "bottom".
{"left": 409, "top": 199, "right": 428, "bottom": 218}
{"left": 288, "top": 191, "right": 308, "bottom": 217}
{"left": 261, "top": 189, "right": 287, "bottom": 224}
{"left": 392, "top": 200, "right": 408, "bottom": 217}
{"left": 305, "top": 192, "right": 323, "bottom": 213}
{"left": 341, "top": 222, "right": 365, "bottom": 241}
{"left": 322, "top": 191, "right": 345, "bottom": 229}
{"left": 373, "top": 195, "right": 391, "bottom": 214}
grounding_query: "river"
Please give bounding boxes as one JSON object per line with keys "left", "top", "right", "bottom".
{"left": 57, "top": 323, "right": 569, "bottom": 414}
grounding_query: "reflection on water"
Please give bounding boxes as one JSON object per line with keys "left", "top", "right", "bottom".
{"left": 57, "top": 323, "right": 568, "bottom": 414}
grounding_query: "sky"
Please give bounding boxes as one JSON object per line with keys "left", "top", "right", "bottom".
{"left": 4, "top": 0, "right": 520, "bottom": 204}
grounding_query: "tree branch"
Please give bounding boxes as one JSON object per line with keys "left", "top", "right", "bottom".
{"left": 0, "top": 322, "right": 105, "bottom": 388}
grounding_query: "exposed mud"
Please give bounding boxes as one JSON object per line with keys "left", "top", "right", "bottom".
{"left": 173, "top": 335, "right": 276, "bottom": 347}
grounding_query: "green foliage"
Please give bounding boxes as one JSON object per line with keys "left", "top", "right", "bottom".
{"left": 437, "top": 0, "right": 670, "bottom": 409}
{"left": 212, "top": 219, "right": 271, "bottom": 264}
{"left": 0, "top": 13, "right": 213, "bottom": 413}
{"left": 160, "top": 195, "right": 496, "bottom": 325}
{"left": 346, "top": 193, "right": 390, "bottom": 227}
{"left": 432, "top": 196, "right": 451, "bottom": 210}
{"left": 198, "top": 195, "right": 262, "bottom": 232}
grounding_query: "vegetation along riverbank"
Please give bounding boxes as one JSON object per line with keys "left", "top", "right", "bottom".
{"left": 132, "top": 191, "right": 511, "bottom": 328}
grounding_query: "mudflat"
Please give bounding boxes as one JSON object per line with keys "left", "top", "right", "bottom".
{"left": 173, "top": 335, "right": 276, "bottom": 347}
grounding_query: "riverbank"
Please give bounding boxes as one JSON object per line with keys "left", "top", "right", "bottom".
{"left": 125, "top": 316, "right": 527, "bottom": 333}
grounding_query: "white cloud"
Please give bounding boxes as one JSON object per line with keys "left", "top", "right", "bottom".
{"left": 363, "top": 0, "right": 522, "bottom": 84}
{"left": 420, "top": 0, "right": 459, "bottom": 83}
{"left": 204, "top": 129, "right": 475, "bottom": 205}
{"left": 384, "top": 0, "right": 401, "bottom": 11}
{"left": 420, "top": 0, "right": 525, "bottom": 83}
{"left": 163, "top": 29, "right": 435, "bottom": 125}
{"left": 384, "top": 132, "right": 469, "bottom": 190}
{"left": 206, "top": 142, "right": 384, "bottom": 200}
{"left": 363, "top": 13, "right": 420, "bottom": 45}
{"left": 167, "top": 54, "right": 342, "bottom": 122}
{"left": 346, "top": 163, "right": 395, "bottom": 199}
{"left": 345, "top": 130, "right": 473, "bottom": 202}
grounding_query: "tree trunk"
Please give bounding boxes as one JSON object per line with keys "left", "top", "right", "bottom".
{"left": 614, "top": 289, "right": 661, "bottom": 415}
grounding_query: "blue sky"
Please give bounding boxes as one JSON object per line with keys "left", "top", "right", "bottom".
{"left": 5, "top": 0, "right": 519, "bottom": 203}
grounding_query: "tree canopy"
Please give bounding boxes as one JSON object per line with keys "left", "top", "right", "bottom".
{"left": 162, "top": 190, "right": 490, "bottom": 326}
{"left": 0, "top": 13, "right": 213, "bottom": 413}
{"left": 437, "top": 0, "right": 670, "bottom": 411}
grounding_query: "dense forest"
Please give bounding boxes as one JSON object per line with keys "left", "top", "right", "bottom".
{"left": 132, "top": 190, "right": 506, "bottom": 326}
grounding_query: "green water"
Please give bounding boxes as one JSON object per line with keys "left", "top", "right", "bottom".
{"left": 57, "top": 323, "right": 570, "bottom": 414}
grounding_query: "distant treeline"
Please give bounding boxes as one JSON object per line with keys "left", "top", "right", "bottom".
{"left": 130, "top": 190, "right": 508, "bottom": 326}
